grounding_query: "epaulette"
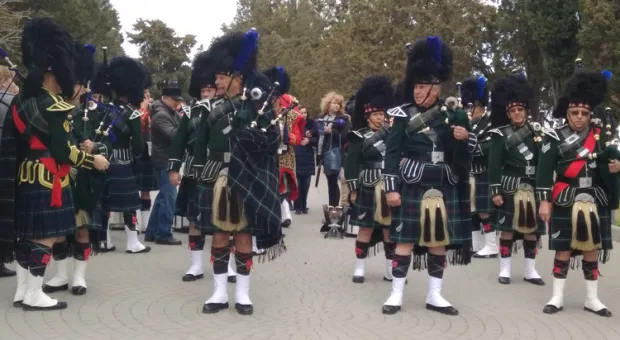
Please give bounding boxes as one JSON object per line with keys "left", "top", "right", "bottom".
{"left": 542, "top": 126, "right": 560, "bottom": 141}
{"left": 488, "top": 128, "right": 504, "bottom": 136}
{"left": 180, "top": 104, "right": 191, "bottom": 117}
{"left": 349, "top": 130, "right": 364, "bottom": 140}
{"left": 128, "top": 108, "right": 143, "bottom": 120}
{"left": 46, "top": 93, "right": 75, "bottom": 112}
{"left": 386, "top": 104, "right": 411, "bottom": 118}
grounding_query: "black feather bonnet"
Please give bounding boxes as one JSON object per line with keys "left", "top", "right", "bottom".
{"left": 552, "top": 71, "right": 608, "bottom": 119}
{"left": 490, "top": 73, "right": 533, "bottom": 127}
{"left": 189, "top": 50, "right": 216, "bottom": 99}
{"left": 460, "top": 75, "right": 488, "bottom": 107}
{"left": 352, "top": 75, "right": 395, "bottom": 130}
{"left": 262, "top": 66, "right": 291, "bottom": 96}
{"left": 106, "top": 56, "right": 150, "bottom": 107}
{"left": 21, "top": 17, "right": 76, "bottom": 98}
{"left": 403, "top": 36, "right": 453, "bottom": 103}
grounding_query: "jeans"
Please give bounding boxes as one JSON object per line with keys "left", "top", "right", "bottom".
{"left": 295, "top": 174, "right": 312, "bottom": 211}
{"left": 146, "top": 167, "right": 175, "bottom": 240}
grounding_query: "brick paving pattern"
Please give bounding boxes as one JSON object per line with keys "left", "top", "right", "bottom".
{"left": 1, "top": 183, "right": 619, "bottom": 340}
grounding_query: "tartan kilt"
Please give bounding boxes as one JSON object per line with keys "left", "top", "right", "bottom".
{"left": 196, "top": 178, "right": 262, "bottom": 236}
{"left": 102, "top": 162, "right": 141, "bottom": 212}
{"left": 492, "top": 186, "right": 546, "bottom": 236}
{"left": 548, "top": 204, "right": 613, "bottom": 252}
{"left": 15, "top": 182, "right": 76, "bottom": 239}
{"left": 471, "top": 171, "right": 493, "bottom": 214}
{"left": 390, "top": 166, "right": 468, "bottom": 247}
{"left": 350, "top": 184, "right": 389, "bottom": 230}
{"left": 175, "top": 177, "right": 199, "bottom": 223}
{"left": 134, "top": 157, "right": 158, "bottom": 192}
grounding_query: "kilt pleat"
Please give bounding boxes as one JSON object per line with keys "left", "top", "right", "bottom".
{"left": 16, "top": 183, "right": 76, "bottom": 239}
{"left": 350, "top": 185, "right": 389, "bottom": 230}
{"left": 175, "top": 177, "right": 199, "bottom": 223}
{"left": 135, "top": 157, "right": 158, "bottom": 192}
{"left": 102, "top": 162, "right": 141, "bottom": 212}
{"left": 390, "top": 165, "right": 469, "bottom": 247}
{"left": 472, "top": 172, "right": 493, "bottom": 214}
{"left": 548, "top": 204, "right": 613, "bottom": 253}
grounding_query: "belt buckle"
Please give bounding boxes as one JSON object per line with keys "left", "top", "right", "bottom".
{"left": 525, "top": 166, "right": 535, "bottom": 175}
{"left": 223, "top": 152, "right": 231, "bottom": 163}
{"left": 431, "top": 151, "right": 444, "bottom": 164}
{"left": 579, "top": 177, "right": 592, "bottom": 188}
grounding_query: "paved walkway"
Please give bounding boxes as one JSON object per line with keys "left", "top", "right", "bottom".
{"left": 1, "top": 183, "right": 619, "bottom": 340}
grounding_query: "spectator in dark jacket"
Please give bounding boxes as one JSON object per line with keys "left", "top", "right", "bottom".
{"left": 317, "top": 91, "right": 350, "bottom": 206}
{"left": 144, "top": 82, "right": 183, "bottom": 245}
{"left": 294, "top": 106, "right": 318, "bottom": 214}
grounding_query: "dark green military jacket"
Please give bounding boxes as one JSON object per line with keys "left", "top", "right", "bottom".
{"left": 108, "top": 102, "right": 144, "bottom": 159}
{"left": 487, "top": 123, "right": 541, "bottom": 197}
{"left": 470, "top": 115, "right": 492, "bottom": 174}
{"left": 383, "top": 100, "right": 472, "bottom": 192}
{"left": 535, "top": 124, "right": 619, "bottom": 209}
{"left": 168, "top": 102, "right": 203, "bottom": 177}
{"left": 344, "top": 126, "right": 389, "bottom": 191}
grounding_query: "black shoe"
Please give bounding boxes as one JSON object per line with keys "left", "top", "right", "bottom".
{"left": 72, "top": 286, "right": 87, "bottom": 296}
{"left": 182, "top": 273, "right": 204, "bottom": 282}
{"left": 320, "top": 224, "right": 329, "bottom": 233}
{"left": 382, "top": 305, "right": 401, "bottom": 314}
{"left": 235, "top": 303, "right": 254, "bottom": 315}
{"left": 352, "top": 276, "right": 364, "bottom": 283}
{"left": 0, "top": 265, "right": 16, "bottom": 277}
{"left": 126, "top": 246, "right": 151, "bottom": 254}
{"left": 295, "top": 210, "right": 303, "bottom": 215}
{"left": 155, "top": 237, "right": 182, "bottom": 245}
{"left": 144, "top": 235, "right": 155, "bottom": 242}
{"left": 524, "top": 277, "right": 545, "bottom": 286}
{"left": 585, "top": 306, "right": 612, "bottom": 317}
{"left": 303, "top": 209, "right": 309, "bottom": 214}
{"left": 202, "top": 302, "right": 229, "bottom": 314}
{"left": 42, "top": 283, "right": 68, "bottom": 294}
{"left": 13, "top": 301, "right": 23, "bottom": 308}
{"left": 498, "top": 277, "right": 511, "bottom": 284}
{"left": 23, "top": 301, "right": 68, "bottom": 311}
{"left": 426, "top": 303, "right": 459, "bottom": 316}
{"left": 99, "top": 244, "right": 116, "bottom": 253}
{"left": 543, "top": 304, "right": 562, "bottom": 314}
{"left": 228, "top": 275, "right": 236, "bottom": 283}
{"left": 282, "top": 219, "right": 291, "bottom": 228}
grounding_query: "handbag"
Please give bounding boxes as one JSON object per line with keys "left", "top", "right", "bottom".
{"left": 322, "top": 133, "right": 341, "bottom": 175}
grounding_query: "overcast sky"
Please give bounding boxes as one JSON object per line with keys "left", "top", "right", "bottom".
{"left": 109, "top": 0, "right": 238, "bottom": 58}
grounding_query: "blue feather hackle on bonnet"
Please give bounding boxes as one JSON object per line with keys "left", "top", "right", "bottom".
{"left": 233, "top": 28, "right": 259, "bottom": 74}
{"left": 475, "top": 75, "right": 487, "bottom": 101}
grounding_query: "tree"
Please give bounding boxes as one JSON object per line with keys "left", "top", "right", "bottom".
{"left": 8, "top": 0, "right": 125, "bottom": 61}
{"left": 578, "top": 0, "right": 620, "bottom": 109}
{"left": 0, "top": 0, "right": 30, "bottom": 61}
{"left": 127, "top": 19, "right": 196, "bottom": 98}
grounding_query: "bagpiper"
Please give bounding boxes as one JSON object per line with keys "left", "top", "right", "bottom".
{"left": 461, "top": 75, "right": 498, "bottom": 258}
{"left": 382, "top": 36, "right": 473, "bottom": 316}
{"left": 344, "top": 75, "right": 396, "bottom": 283}
{"left": 537, "top": 70, "right": 616, "bottom": 317}
{"left": 100, "top": 56, "right": 152, "bottom": 254}
{"left": 262, "top": 66, "right": 304, "bottom": 228}
{"left": 487, "top": 73, "right": 545, "bottom": 286}
{"left": 168, "top": 51, "right": 236, "bottom": 282}
{"left": 42, "top": 42, "right": 112, "bottom": 296}
{"left": 192, "top": 29, "right": 285, "bottom": 315}
{"left": 0, "top": 17, "right": 109, "bottom": 310}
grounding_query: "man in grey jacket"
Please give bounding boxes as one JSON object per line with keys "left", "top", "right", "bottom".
{"left": 144, "top": 81, "right": 183, "bottom": 245}
{"left": 0, "top": 65, "right": 18, "bottom": 277}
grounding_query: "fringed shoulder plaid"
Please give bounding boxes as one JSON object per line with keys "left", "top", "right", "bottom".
{"left": 228, "top": 122, "right": 284, "bottom": 257}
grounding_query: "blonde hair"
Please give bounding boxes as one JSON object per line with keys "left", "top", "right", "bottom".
{"left": 320, "top": 91, "right": 345, "bottom": 116}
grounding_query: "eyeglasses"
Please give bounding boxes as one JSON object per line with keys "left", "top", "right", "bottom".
{"left": 569, "top": 110, "right": 590, "bottom": 117}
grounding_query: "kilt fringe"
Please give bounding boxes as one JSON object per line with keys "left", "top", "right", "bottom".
{"left": 411, "top": 247, "right": 473, "bottom": 271}
{"left": 568, "top": 250, "right": 612, "bottom": 270}
{"left": 571, "top": 202, "right": 601, "bottom": 251}
{"left": 513, "top": 188, "right": 537, "bottom": 234}
{"left": 256, "top": 237, "right": 287, "bottom": 263}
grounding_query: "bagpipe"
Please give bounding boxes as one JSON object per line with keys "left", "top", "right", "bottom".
{"left": 589, "top": 107, "right": 620, "bottom": 162}
{"left": 0, "top": 48, "right": 25, "bottom": 104}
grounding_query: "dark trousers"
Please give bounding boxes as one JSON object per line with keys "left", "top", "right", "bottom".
{"left": 325, "top": 173, "right": 340, "bottom": 206}
{"left": 295, "top": 174, "right": 312, "bottom": 211}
